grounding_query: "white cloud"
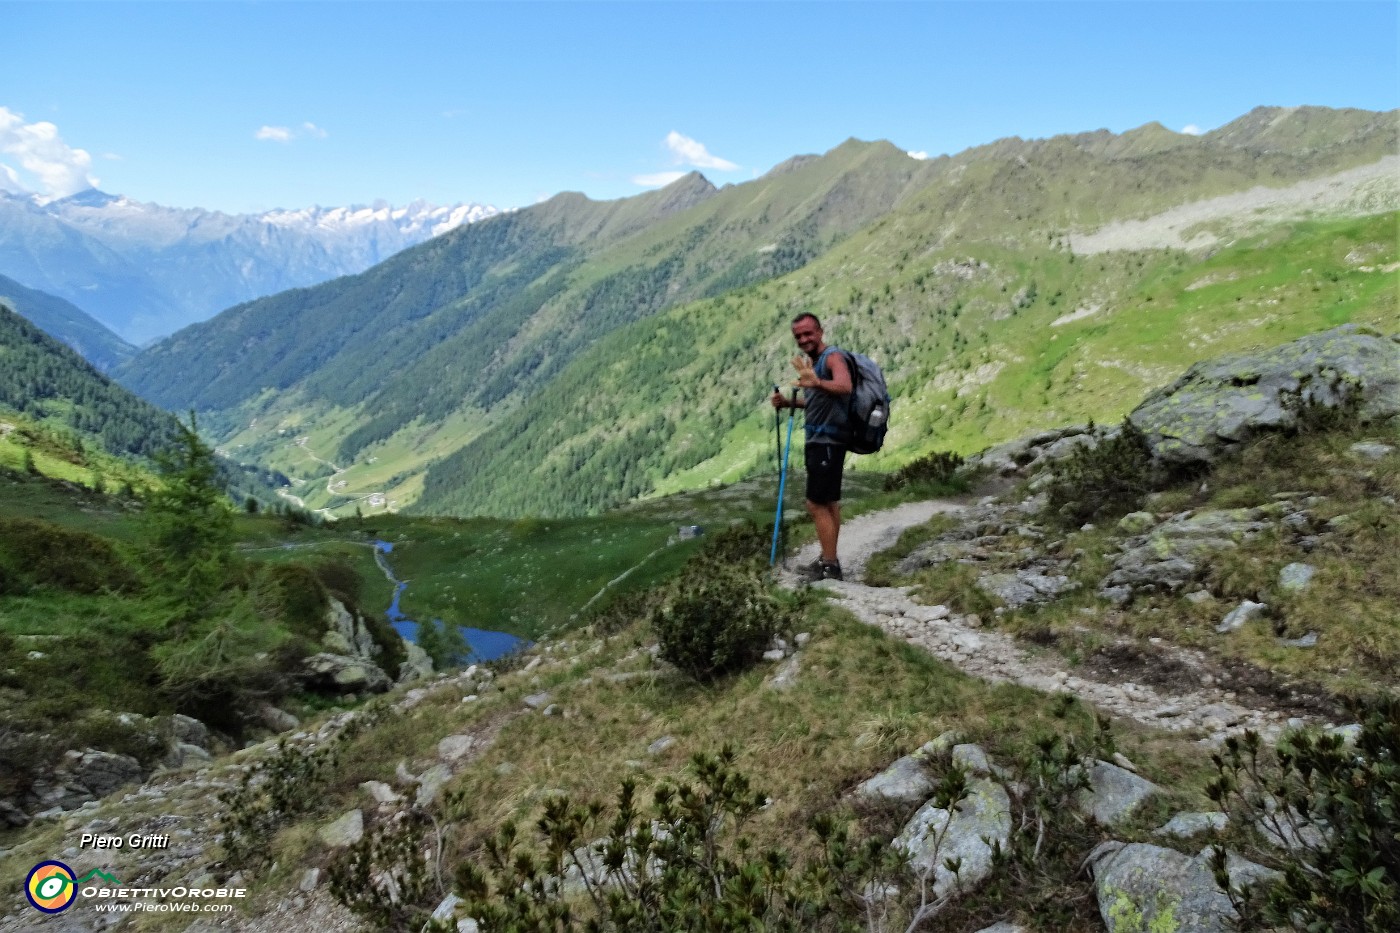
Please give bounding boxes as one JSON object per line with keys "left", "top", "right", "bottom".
{"left": 907, "top": 150, "right": 930, "bottom": 160}
{"left": 257, "top": 122, "right": 328, "bottom": 143}
{"left": 0, "top": 161, "right": 23, "bottom": 193}
{"left": 632, "top": 171, "right": 688, "bottom": 188}
{"left": 665, "top": 131, "right": 737, "bottom": 171}
{"left": 0, "top": 106, "right": 98, "bottom": 198}
{"left": 1181, "top": 124, "right": 1204, "bottom": 136}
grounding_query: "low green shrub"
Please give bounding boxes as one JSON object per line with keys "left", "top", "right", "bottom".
{"left": 0, "top": 516, "right": 138, "bottom": 595}
{"left": 1208, "top": 696, "right": 1399, "bottom": 931}
{"left": 332, "top": 747, "right": 915, "bottom": 932}
{"left": 652, "top": 561, "right": 796, "bottom": 681}
{"left": 1044, "top": 419, "right": 1156, "bottom": 528}
{"left": 883, "top": 449, "right": 966, "bottom": 492}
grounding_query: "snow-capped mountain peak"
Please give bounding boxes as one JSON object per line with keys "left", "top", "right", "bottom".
{"left": 0, "top": 189, "right": 501, "bottom": 343}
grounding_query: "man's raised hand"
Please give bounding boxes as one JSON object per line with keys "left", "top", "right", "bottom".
{"left": 792, "top": 353, "right": 819, "bottom": 388}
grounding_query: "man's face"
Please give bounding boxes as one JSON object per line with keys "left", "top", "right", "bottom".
{"left": 791, "top": 318, "right": 823, "bottom": 356}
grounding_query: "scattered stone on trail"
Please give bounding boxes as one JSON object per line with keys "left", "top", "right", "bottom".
{"left": 893, "top": 778, "right": 1011, "bottom": 899}
{"left": 437, "top": 735, "right": 475, "bottom": 762}
{"left": 1075, "top": 760, "right": 1162, "bottom": 827}
{"left": 1216, "top": 600, "right": 1268, "bottom": 634}
{"left": 317, "top": 809, "right": 364, "bottom": 849}
{"left": 977, "top": 571, "right": 1079, "bottom": 608}
{"left": 1089, "top": 842, "right": 1278, "bottom": 933}
{"left": 972, "top": 923, "right": 1029, "bottom": 933}
{"left": 646, "top": 736, "right": 676, "bottom": 756}
{"left": 761, "top": 648, "right": 786, "bottom": 662}
{"left": 415, "top": 764, "right": 452, "bottom": 807}
{"left": 1155, "top": 811, "right": 1228, "bottom": 839}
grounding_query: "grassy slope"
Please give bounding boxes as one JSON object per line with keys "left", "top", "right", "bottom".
{"left": 417, "top": 207, "right": 1397, "bottom": 517}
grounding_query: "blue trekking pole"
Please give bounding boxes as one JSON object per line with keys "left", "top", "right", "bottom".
{"left": 770, "top": 386, "right": 798, "bottom": 566}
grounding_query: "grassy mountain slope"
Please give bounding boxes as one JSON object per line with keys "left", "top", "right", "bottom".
{"left": 414, "top": 107, "right": 1398, "bottom": 517}
{"left": 120, "top": 141, "right": 931, "bottom": 441}
{"left": 0, "top": 274, "right": 135, "bottom": 372}
{"left": 121, "top": 107, "right": 1398, "bottom": 520}
{"left": 0, "top": 305, "right": 287, "bottom": 506}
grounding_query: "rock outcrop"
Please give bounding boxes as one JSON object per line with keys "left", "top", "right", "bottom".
{"left": 1129, "top": 324, "right": 1400, "bottom": 467}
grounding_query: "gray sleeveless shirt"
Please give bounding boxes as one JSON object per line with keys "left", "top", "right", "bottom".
{"left": 803, "top": 346, "right": 849, "bottom": 445}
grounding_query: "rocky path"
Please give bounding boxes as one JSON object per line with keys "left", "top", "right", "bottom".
{"left": 781, "top": 500, "right": 1307, "bottom": 746}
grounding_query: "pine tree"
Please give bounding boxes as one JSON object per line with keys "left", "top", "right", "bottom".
{"left": 143, "top": 412, "right": 234, "bottom": 626}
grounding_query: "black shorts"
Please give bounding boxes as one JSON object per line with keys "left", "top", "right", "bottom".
{"left": 804, "top": 443, "right": 846, "bottom": 504}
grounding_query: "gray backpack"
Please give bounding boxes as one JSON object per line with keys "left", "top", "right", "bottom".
{"left": 839, "top": 350, "right": 890, "bottom": 454}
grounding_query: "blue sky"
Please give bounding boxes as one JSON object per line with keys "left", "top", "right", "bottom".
{"left": 2, "top": 1, "right": 1395, "bottom": 214}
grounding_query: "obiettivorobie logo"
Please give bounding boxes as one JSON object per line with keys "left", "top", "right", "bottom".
{"left": 24, "top": 859, "right": 248, "bottom": 915}
{"left": 25, "top": 862, "right": 120, "bottom": 913}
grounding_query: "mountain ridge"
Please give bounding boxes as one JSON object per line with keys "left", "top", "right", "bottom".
{"left": 0, "top": 189, "right": 500, "bottom": 343}
{"left": 114, "top": 106, "right": 1398, "bottom": 519}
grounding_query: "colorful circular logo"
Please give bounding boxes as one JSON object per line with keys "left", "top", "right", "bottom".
{"left": 26, "top": 861, "right": 77, "bottom": 913}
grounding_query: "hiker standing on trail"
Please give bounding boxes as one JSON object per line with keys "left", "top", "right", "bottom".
{"left": 771, "top": 312, "right": 852, "bottom": 581}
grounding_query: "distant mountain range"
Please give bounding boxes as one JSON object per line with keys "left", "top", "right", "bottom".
{"left": 0, "top": 190, "right": 499, "bottom": 344}
{"left": 109, "top": 106, "right": 1400, "bottom": 519}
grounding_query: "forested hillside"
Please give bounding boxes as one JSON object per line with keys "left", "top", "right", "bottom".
{"left": 0, "top": 273, "right": 135, "bottom": 372}
{"left": 117, "top": 106, "right": 1399, "bottom": 519}
{"left": 0, "top": 304, "right": 178, "bottom": 460}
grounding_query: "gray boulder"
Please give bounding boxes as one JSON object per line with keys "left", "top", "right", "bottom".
{"left": 893, "top": 778, "right": 1011, "bottom": 899}
{"left": 317, "top": 808, "right": 364, "bottom": 848}
{"left": 169, "top": 714, "right": 211, "bottom": 749}
{"left": 1155, "top": 812, "right": 1229, "bottom": 839}
{"left": 1130, "top": 324, "right": 1400, "bottom": 468}
{"left": 1075, "top": 760, "right": 1162, "bottom": 827}
{"left": 398, "top": 640, "right": 435, "bottom": 683}
{"left": 72, "top": 750, "right": 144, "bottom": 798}
{"left": 1216, "top": 600, "right": 1268, "bottom": 634}
{"left": 302, "top": 653, "right": 392, "bottom": 693}
{"left": 1350, "top": 440, "right": 1395, "bottom": 460}
{"left": 1278, "top": 562, "right": 1317, "bottom": 593}
{"left": 1090, "top": 843, "right": 1278, "bottom": 933}
{"left": 977, "top": 571, "right": 1078, "bottom": 608}
{"left": 327, "top": 597, "right": 379, "bottom": 659}
{"left": 1104, "top": 507, "right": 1278, "bottom": 593}
{"left": 853, "top": 754, "right": 937, "bottom": 806}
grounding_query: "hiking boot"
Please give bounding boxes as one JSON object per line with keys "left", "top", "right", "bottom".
{"left": 820, "top": 561, "right": 843, "bottom": 581}
{"left": 804, "top": 559, "right": 842, "bottom": 582}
